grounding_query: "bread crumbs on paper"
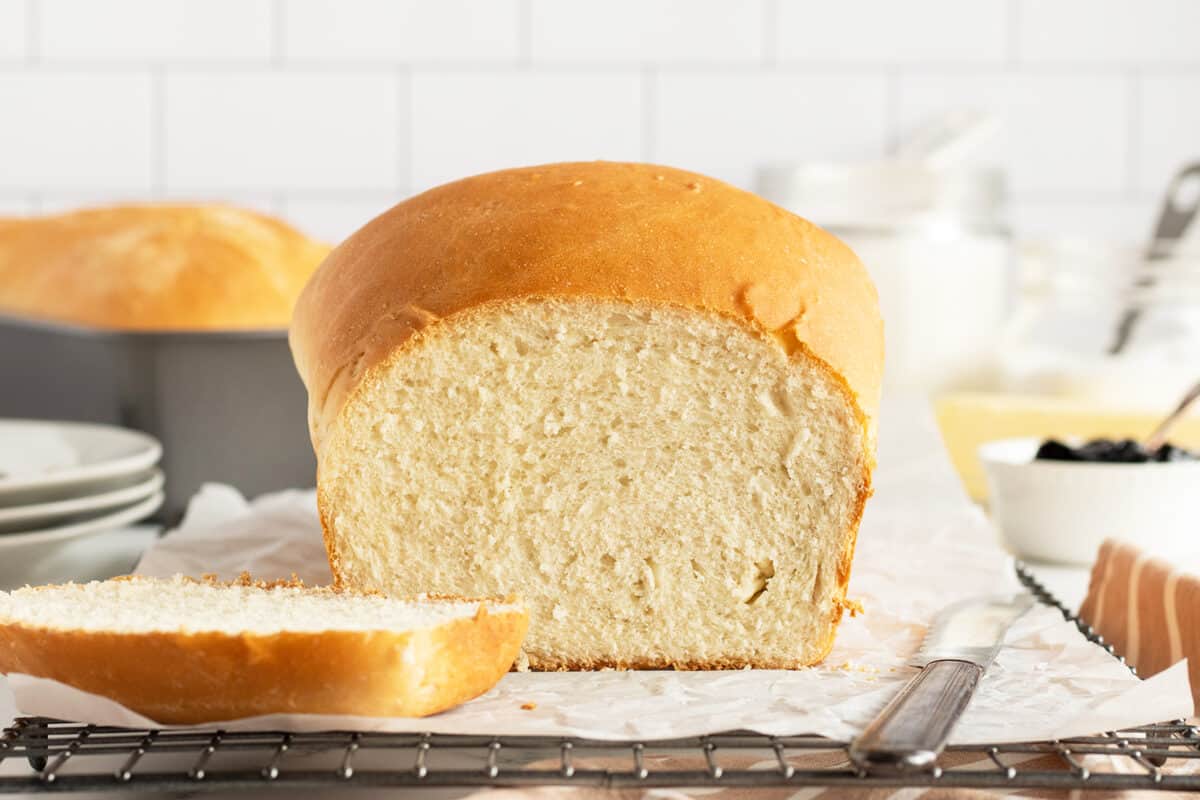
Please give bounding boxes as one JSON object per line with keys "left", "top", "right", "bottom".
{"left": 835, "top": 661, "right": 879, "bottom": 674}
{"left": 520, "top": 702, "right": 537, "bottom": 711}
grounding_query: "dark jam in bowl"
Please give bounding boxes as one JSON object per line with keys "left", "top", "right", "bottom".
{"left": 1035, "top": 438, "right": 1199, "bottom": 464}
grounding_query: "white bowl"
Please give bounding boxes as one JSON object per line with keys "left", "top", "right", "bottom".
{"left": 980, "top": 437, "right": 1200, "bottom": 565}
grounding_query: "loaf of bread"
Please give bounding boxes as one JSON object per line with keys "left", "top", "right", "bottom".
{"left": 290, "top": 161, "right": 883, "bottom": 669}
{"left": 0, "top": 575, "right": 527, "bottom": 723}
{"left": 0, "top": 204, "right": 329, "bottom": 330}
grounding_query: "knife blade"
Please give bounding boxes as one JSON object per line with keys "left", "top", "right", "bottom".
{"left": 848, "top": 592, "right": 1034, "bottom": 773}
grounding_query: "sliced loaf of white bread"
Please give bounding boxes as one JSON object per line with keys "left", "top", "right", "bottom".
{"left": 0, "top": 575, "right": 527, "bottom": 723}
{"left": 290, "top": 161, "right": 883, "bottom": 670}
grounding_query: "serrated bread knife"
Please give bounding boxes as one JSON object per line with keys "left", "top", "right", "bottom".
{"left": 849, "top": 593, "right": 1035, "bottom": 773}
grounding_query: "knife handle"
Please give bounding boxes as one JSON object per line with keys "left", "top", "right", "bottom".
{"left": 848, "top": 659, "right": 984, "bottom": 773}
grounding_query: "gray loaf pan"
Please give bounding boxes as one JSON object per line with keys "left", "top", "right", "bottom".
{"left": 0, "top": 313, "right": 316, "bottom": 521}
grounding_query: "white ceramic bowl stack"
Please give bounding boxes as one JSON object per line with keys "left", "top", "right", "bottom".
{"left": 0, "top": 420, "right": 164, "bottom": 588}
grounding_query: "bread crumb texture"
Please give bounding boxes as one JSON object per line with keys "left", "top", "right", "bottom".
{"left": 321, "top": 299, "right": 870, "bottom": 669}
{"left": 0, "top": 574, "right": 519, "bottom": 634}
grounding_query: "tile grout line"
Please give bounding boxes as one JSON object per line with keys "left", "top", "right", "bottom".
{"left": 517, "top": 0, "right": 532, "bottom": 68}
{"left": 1, "top": 60, "right": 1195, "bottom": 75}
{"left": 271, "top": 0, "right": 285, "bottom": 66}
{"left": 1006, "top": 0, "right": 1020, "bottom": 67}
{"left": 151, "top": 66, "right": 166, "bottom": 197}
{"left": 398, "top": 65, "right": 412, "bottom": 197}
{"left": 640, "top": 65, "right": 656, "bottom": 162}
{"left": 762, "top": 0, "right": 778, "bottom": 67}
{"left": 24, "top": 0, "right": 38, "bottom": 63}
{"left": 1125, "top": 69, "right": 1141, "bottom": 199}
{"left": 21, "top": 187, "right": 1158, "bottom": 205}
{"left": 884, "top": 69, "right": 902, "bottom": 154}
{"left": 1009, "top": 189, "right": 1154, "bottom": 203}
{"left": 33, "top": 188, "right": 422, "bottom": 201}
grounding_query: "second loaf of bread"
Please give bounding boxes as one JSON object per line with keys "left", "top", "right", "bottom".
{"left": 0, "top": 204, "right": 329, "bottom": 330}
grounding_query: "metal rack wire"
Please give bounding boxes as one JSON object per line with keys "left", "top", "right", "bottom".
{"left": 0, "top": 563, "right": 1194, "bottom": 795}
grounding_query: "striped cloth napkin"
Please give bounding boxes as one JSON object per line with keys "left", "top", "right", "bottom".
{"left": 1080, "top": 538, "right": 1200, "bottom": 711}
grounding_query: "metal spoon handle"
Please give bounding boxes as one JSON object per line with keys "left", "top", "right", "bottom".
{"left": 1144, "top": 379, "right": 1200, "bottom": 453}
{"left": 1110, "top": 162, "right": 1200, "bottom": 355}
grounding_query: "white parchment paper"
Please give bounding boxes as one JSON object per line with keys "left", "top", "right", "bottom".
{"left": 8, "top": 398, "right": 1194, "bottom": 742}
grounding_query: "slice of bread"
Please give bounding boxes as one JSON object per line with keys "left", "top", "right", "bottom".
{"left": 290, "top": 161, "right": 883, "bottom": 670}
{"left": 0, "top": 575, "right": 527, "bottom": 723}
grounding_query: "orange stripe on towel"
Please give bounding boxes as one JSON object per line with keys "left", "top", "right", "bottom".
{"left": 1165, "top": 570, "right": 1183, "bottom": 666}
{"left": 1126, "top": 550, "right": 1152, "bottom": 669}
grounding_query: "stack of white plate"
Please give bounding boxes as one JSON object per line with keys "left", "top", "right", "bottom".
{"left": 0, "top": 420, "right": 164, "bottom": 588}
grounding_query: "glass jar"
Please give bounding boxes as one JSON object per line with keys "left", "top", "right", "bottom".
{"left": 1000, "top": 239, "right": 1200, "bottom": 409}
{"left": 758, "top": 162, "right": 1011, "bottom": 396}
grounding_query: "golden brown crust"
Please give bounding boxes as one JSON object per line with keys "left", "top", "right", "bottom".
{"left": 779, "top": 337, "right": 873, "bottom": 667}
{"left": 0, "top": 579, "right": 528, "bottom": 723}
{"left": 316, "top": 481, "right": 344, "bottom": 589}
{"left": 290, "top": 161, "right": 883, "bottom": 448}
{"left": 0, "top": 204, "right": 330, "bottom": 330}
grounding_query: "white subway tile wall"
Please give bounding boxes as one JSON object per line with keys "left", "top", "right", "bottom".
{"left": 284, "top": 0, "right": 521, "bottom": 64}
{"left": 0, "top": 0, "right": 25, "bottom": 61}
{"left": 1011, "top": 200, "right": 1152, "bottom": 240}
{"left": 775, "top": 0, "right": 1009, "bottom": 64}
{"left": 281, "top": 195, "right": 401, "bottom": 242}
{"left": 655, "top": 72, "right": 889, "bottom": 189}
{"left": 1015, "top": 0, "right": 1200, "bottom": 65}
{"left": 0, "top": 0, "right": 1193, "bottom": 243}
{"left": 530, "top": 0, "right": 764, "bottom": 64}
{"left": 39, "top": 0, "right": 273, "bottom": 63}
{"left": 411, "top": 71, "right": 642, "bottom": 190}
{"left": 0, "top": 73, "right": 154, "bottom": 191}
{"left": 1138, "top": 75, "right": 1200, "bottom": 195}
{"left": 895, "top": 74, "right": 1131, "bottom": 196}
{"left": 0, "top": 198, "right": 31, "bottom": 215}
{"left": 164, "top": 71, "right": 402, "bottom": 191}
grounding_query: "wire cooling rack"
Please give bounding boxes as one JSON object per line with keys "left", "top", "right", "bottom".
{"left": 0, "top": 563, "right": 1195, "bottom": 795}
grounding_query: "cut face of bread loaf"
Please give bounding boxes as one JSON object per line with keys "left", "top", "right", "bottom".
{"left": 0, "top": 576, "right": 527, "bottom": 723}
{"left": 291, "top": 161, "right": 883, "bottom": 670}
